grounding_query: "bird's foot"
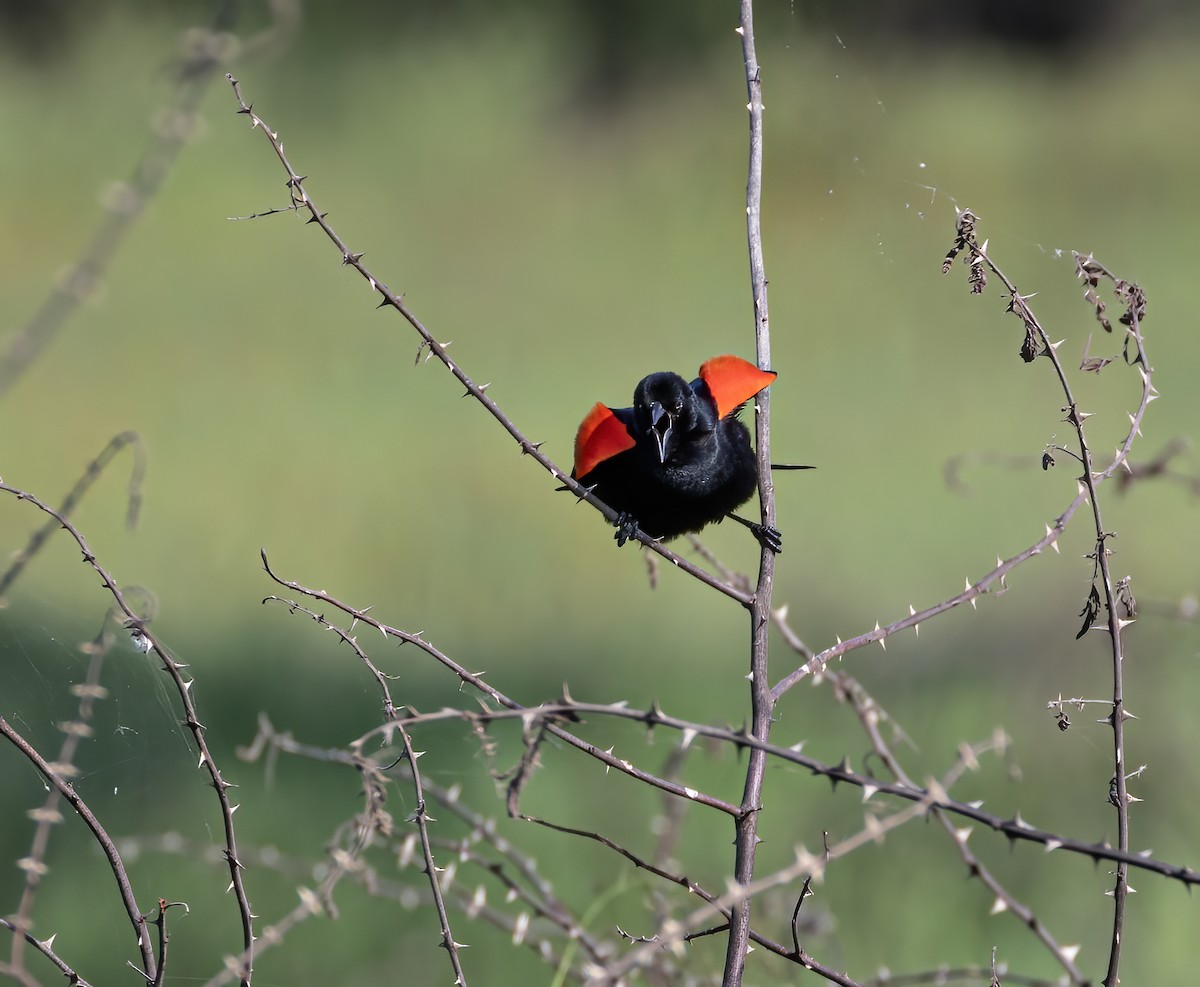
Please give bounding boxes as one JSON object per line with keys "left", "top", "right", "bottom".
{"left": 614, "top": 512, "right": 642, "bottom": 548}
{"left": 727, "top": 512, "right": 783, "bottom": 553}
{"left": 751, "top": 523, "right": 783, "bottom": 554}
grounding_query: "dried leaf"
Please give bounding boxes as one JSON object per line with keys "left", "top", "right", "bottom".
{"left": 1075, "top": 584, "right": 1102, "bottom": 640}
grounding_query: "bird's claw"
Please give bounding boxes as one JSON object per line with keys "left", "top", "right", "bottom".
{"left": 752, "top": 523, "right": 783, "bottom": 554}
{"left": 614, "top": 512, "right": 641, "bottom": 548}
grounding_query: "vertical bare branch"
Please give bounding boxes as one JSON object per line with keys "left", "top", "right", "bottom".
{"left": 724, "top": 3, "right": 777, "bottom": 984}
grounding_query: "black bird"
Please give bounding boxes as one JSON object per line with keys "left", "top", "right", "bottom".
{"left": 571, "top": 355, "right": 781, "bottom": 551}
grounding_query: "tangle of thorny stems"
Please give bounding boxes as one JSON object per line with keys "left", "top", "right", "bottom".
{"left": 769, "top": 611, "right": 1086, "bottom": 982}
{"left": 600, "top": 735, "right": 1002, "bottom": 986}
{"left": 257, "top": 552, "right": 1200, "bottom": 984}
{"left": 946, "top": 216, "right": 1150, "bottom": 987}
{"left": 0, "top": 481, "right": 256, "bottom": 987}
{"left": 242, "top": 700, "right": 998, "bottom": 985}
{"left": 847, "top": 679, "right": 1085, "bottom": 982}
{"left": 199, "top": 739, "right": 390, "bottom": 987}
{"left": 233, "top": 718, "right": 611, "bottom": 976}
{"left": 342, "top": 697, "right": 1198, "bottom": 884}
{"left": 0, "top": 431, "right": 146, "bottom": 601}
{"left": 251, "top": 597, "right": 470, "bottom": 986}
{"left": 259, "top": 552, "right": 741, "bottom": 817}
{"left": 224, "top": 74, "right": 753, "bottom": 609}
{"left": 255, "top": 571, "right": 1012, "bottom": 985}
{"left": 263, "top": 546, "right": 1199, "bottom": 880}
{"left": 261, "top": 575, "right": 1198, "bottom": 979}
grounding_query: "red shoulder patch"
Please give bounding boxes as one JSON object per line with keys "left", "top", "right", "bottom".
{"left": 698, "top": 355, "right": 776, "bottom": 419}
{"left": 573, "top": 402, "right": 636, "bottom": 479}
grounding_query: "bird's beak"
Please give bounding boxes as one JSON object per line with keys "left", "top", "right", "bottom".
{"left": 649, "top": 402, "right": 673, "bottom": 463}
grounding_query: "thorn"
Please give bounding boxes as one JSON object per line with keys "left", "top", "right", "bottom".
{"left": 990, "top": 897, "right": 1008, "bottom": 915}
{"left": 966, "top": 577, "right": 977, "bottom": 609}
{"left": 875, "top": 621, "right": 885, "bottom": 650}
{"left": 1046, "top": 524, "right": 1061, "bottom": 553}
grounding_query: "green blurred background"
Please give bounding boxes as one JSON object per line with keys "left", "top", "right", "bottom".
{"left": 1, "top": 2, "right": 1198, "bottom": 984}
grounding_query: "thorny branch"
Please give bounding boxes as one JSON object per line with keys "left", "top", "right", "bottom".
{"left": 0, "top": 431, "right": 145, "bottom": 601}
{"left": 0, "top": 917, "right": 95, "bottom": 987}
{"left": 944, "top": 211, "right": 1153, "bottom": 987}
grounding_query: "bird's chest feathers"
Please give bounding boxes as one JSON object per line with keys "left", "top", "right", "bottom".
{"left": 644, "top": 432, "right": 736, "bottom": 495}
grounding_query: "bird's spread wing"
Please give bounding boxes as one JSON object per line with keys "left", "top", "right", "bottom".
{"left": 696, "top": 355, "right": 776, "bottom": 420}
{"left": 573, "top": 402, "right": 636, "bottom": 479}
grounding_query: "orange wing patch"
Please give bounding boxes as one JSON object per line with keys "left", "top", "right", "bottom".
{"left": 698, "top": 355, "right": 776, "bottom": 419}
{"left": 573, "top": 402, "right": 636, "bottom": 479}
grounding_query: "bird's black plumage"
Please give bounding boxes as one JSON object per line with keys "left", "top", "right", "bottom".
{"left": 571, "top": 355, "right": 780, "bottom": 551}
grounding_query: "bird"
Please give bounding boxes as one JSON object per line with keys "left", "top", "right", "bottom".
{"left": 570, "top": 354, "right": 782, "bottom": 552}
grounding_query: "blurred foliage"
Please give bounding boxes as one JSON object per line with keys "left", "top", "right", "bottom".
{"left": 1, "top": 2, "right": 1198, "bottom": 985}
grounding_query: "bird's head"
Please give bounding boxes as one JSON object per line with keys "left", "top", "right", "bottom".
{"left": 632, "top": 372, "right": 714, "bottom": 464}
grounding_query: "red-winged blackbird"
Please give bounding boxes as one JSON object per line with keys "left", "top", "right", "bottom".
{"left": 571, "top": 355, "right": 781, "bottom": 551}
